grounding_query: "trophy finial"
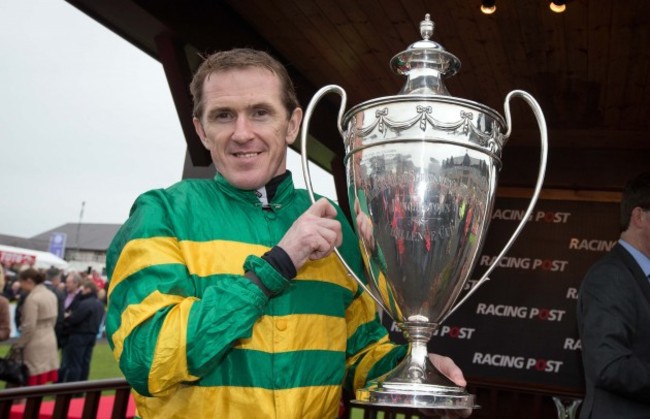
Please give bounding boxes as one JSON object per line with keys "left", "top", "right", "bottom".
{"left": 390, "top": 13, "right": 460, "bottom": 95}
{"left": 420, "top": 14, "right": 434, "bottom": 40}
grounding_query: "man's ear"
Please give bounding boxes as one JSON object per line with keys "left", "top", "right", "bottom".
{"left": 631, "top": 206, "right": 648, "bottom": 229}
{"left": 193, "top": 117, "right": 210, "bottom": 149}
{"left": 285, "top": 108, "right": 303, "bottom": 146}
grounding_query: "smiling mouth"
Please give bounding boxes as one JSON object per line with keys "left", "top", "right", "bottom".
{"left": 233, "top": 152, "right": 261, "bottom": 158}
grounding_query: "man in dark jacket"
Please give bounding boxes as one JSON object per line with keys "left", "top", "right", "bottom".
{"left": 577, "top": 171, "right": 650, "bottom": 418}
{"left": 58, "top": 279, "right": 105, "bottom": 382}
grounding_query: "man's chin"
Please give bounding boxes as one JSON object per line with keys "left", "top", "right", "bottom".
{"left": 225, "top": 174, "right": 267, "bottom": 191}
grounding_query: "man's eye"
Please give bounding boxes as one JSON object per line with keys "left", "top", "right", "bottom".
{"left": 209, "top": 111, "right": 233, "bottom": 122}
{"left": 253, "top": 109, "right": 269, "bottom": 118}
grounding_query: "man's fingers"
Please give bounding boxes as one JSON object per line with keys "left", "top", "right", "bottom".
{"left": 278, "top": 205, "right": 343, "bottom": 269}
{"left": 306, "top": 198, "right": 338, "bottom": 219}
{"left": 309, "top": 223, "right": 341, "bottom": 258}
{"left": 429, "top": 354, "right": 467, "bottom": 387}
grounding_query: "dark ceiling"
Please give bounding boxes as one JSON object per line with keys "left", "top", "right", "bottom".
{"left": 65, "top": 0, "right": 649, "bottom": 195}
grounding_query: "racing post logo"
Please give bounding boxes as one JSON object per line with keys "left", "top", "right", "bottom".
{"left": 479, "top": 255, "right": 569, "bottom": 272}
{"left": 432, "top": 325, "right": 476, "bottom": 340}
{"left": 568, "top": 238, "right": 617, "bottom": 252}
{"left": 473, "top": 352, "right": 563, "bottom": 373}
{"left": 492, "top": 209, "right": 571, "bottom": 224}
{"left": 475, "top": 303, "right": 566, "bottom": 321}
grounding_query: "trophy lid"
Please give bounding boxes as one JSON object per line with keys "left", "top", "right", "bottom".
{"left": 390, "top": 14, "right": 461, "bottom": 96}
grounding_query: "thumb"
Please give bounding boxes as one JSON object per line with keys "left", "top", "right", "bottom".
{"left": 307, "top": 198, "right": 337, "bottom": 219}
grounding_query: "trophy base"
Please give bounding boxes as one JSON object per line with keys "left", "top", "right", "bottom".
{"left": 352, "top": 329, "right": 478, "bottom": 410}
{"left": 353, "top": 382, "right": 477, "bottom": 410}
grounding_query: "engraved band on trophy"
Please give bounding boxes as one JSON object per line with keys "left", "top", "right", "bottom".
{"left": 300, "top": 14, "right": 548, "bottom": 410}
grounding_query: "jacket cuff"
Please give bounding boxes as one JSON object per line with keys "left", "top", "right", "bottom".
{"left": 243, "top": 255, "right": 291, "bottom": 296}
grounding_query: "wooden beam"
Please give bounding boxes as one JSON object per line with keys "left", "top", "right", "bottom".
{"left": 155, "top": 32, "right": 211, "bottom": 166}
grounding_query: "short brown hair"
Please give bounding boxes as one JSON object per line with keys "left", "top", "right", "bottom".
{"left": 189, "top": 48, "right": 300, "bottom": 120}
{"left": 19, "top": 268, "right": 45, "bottom": 284}
{"left": 82, "top": 279, "right": 99, "bottom": 294}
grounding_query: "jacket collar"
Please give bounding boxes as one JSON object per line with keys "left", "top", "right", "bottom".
{"left": 213, "top": 171, "right": 296, "bottom": 210}
{"left": 613, "top": 243, "right": 650, "bottom": 305}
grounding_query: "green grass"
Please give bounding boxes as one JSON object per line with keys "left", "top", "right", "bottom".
{"left": 0, "top": 339, "right": 123, "bottom": 382}
{"left": 86, "top": 340, "right": 123, "bottom": 380}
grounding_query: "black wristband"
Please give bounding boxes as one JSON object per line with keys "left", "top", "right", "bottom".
{"left": 262, "top": 246, "right": 297, "bottom": 280}
{"left": 244, "top": 271, "right": 273, "bottom": 297}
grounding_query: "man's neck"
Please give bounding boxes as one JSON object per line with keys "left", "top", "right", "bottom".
{"left": 620, "top": 231, "right": 650, "bottom": 259}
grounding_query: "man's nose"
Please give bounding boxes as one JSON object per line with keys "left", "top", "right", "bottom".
{"left": 231, "top": 116, "right": 254, "bottom": 142}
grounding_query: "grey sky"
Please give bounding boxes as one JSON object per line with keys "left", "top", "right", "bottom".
{"left": 0, "top": 0, "right": 335, "bottom": 239}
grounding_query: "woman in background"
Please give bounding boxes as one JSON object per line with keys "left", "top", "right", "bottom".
{"left": 12, "top": 268, "right": 59, "bottom": 385}
{"left": 0, "top": 265, "right": 9, "bottom": 341}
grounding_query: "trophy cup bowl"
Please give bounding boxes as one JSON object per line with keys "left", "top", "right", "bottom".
{"left": 300, "top": 14, "right": 548, "bottom": 410}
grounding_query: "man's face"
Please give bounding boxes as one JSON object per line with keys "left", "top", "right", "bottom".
{"left": 193, "top": 67, "right": 303, "bottom": 190}
{"left": 65, "top": 275, "right": 78, "bottom": 292}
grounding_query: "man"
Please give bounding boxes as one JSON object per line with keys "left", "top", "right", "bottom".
{"left": 63, "top": 271, "right": 82, "bottom": 311}
{"left": 106, "top": 48, "right": 465, "bottom": 418}
{"left": 59, "top": 280, "right": 105, "bottom": 382}
{"left": 577, "top": 171, "right": 650, "bottom": 418}
{"left": 58, "top": 271, "right": 84, "bottom": 381}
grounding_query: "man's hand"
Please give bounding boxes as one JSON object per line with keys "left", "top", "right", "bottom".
{"left": 354, "top": 198, "right": 375, "bottom": 251}
{"left": 277, "top": 198, "right": 342, "bottom": 271}
{"left": 418, "top": 354, "right": 472, "bottom": 418}
{"left": 429, "top": 354, "right": 466, "bottom": 387}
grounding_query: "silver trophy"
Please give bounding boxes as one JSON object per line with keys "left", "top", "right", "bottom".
{"left": 300, "top": 14, "right": 547, "bottom": 410}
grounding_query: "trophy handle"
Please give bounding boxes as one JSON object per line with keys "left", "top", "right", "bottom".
{"left": 442, "top": 89, "right": 548, "bottom": 323}
{"left": 300, "top": 85, "right": 391, "bottom": 314}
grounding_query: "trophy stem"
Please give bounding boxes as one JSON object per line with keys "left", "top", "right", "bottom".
{"left": 355, "top": 323, "right": 476, "bottom": 409}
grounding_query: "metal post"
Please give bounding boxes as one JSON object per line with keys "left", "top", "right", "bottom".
{"left": 76, "top": 201, "right": 85, "bottom": 258}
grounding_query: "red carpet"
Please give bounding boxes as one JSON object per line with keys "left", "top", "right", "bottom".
{"left": 9, "top": 394, "right": 136, "bottom": 419}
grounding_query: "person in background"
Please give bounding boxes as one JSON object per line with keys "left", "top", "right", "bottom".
{"left": 577, "top": 171, "right": 650, "bottom": 418}
{"left": 0, "top": 266, "right": 10, "bottom": 341}
{"left": 46, "top": 268, "right": 66, "bottom": 295}
{"left": 105, "top": 48, "right": 466, "bottom": 418}
{"left": 11, "top": 268, "right": 30, "bottom": 330}
{"left": 63, "top": 271, "right": 82, "bottom": 311}
{"left": 90, "top": 269, "right": 107, "bottom": 303}
{"left": 12, "top": 268, "right": 59, "bottom": 385}
{"left": 57, "top": 271, "right": 84, "bottom": 382}
{"left": 0, "top": 264, "right": 9, "bottom": 298}
{"left": 58, "top": 279, "right": 105, "bottom": 383}
{"left": 0, "top": 264, "right": 18, "bottom": 304}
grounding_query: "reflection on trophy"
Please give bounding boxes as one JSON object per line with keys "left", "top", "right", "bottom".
{"left": 301, "top": 14, "right": 547, "bottom": 410}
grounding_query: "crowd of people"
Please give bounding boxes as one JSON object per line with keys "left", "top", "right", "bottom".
{"left": 0, "top": 263, "right": 106, "bottom": 389}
